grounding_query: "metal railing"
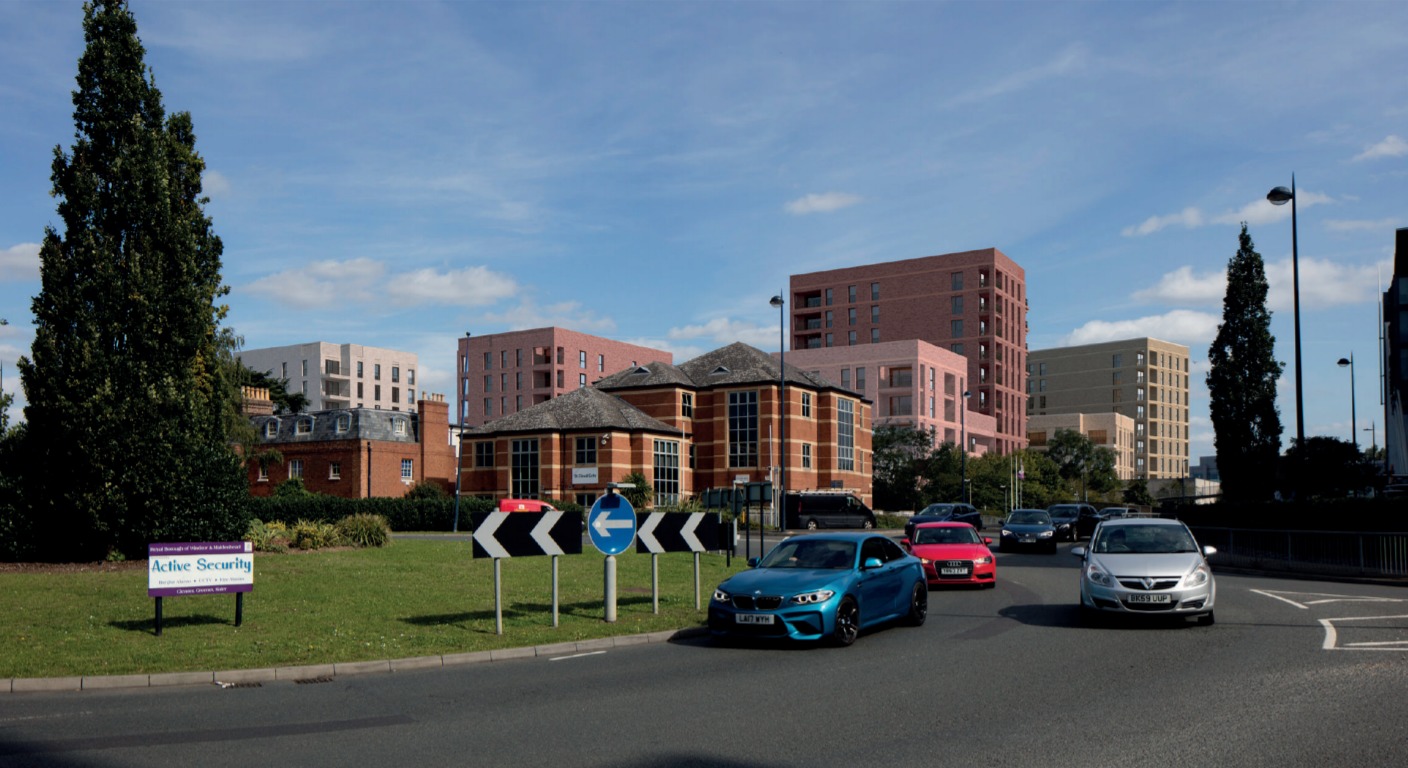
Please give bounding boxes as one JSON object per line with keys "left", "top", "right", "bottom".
{"left": 1190, "top": 527, "right": 1408, "bottom": 580}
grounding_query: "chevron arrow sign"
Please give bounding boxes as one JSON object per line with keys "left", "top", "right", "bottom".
{"left": 470, "top": 511, "right": 584, "bottom": 559}
{"left": 634, "top": 512, "right": 723, "bottom": 554}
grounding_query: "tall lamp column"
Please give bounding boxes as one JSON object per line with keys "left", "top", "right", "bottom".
{"left": 960, "top": 390, "right": 971, "bottom": 504}
{"left": 769, "top": 294, "right": 787, "bottom": 530}
{"left": 452, "top": 332, "right": 470, "bottom": 533}
{"left": 1338, "top": 353, "right": 1357, "bottom": 450}
{"left": 1267, "top": 177, "right": 1304, "bottom": 448}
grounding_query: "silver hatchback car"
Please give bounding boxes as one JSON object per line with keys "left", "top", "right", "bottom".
{"left": 1071, "top": 517, "right": 1216, "bottom": 625}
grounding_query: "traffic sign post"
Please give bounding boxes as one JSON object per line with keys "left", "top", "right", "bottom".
{"left": 635, "top": 512, "right": 724, "bottom": 611}
{"left": 589, "top": 486, "right": 637, "bottom": 622}
{"left": 471, "top": 510, "right": 584, "bottom": 634}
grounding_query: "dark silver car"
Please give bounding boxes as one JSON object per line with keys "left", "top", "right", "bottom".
{"left": 1072, "top": 518, "right": 1216, "bottom": 625}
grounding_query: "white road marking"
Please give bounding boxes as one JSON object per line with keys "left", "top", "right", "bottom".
{"left": 1251, "top": 589, "right": 1406, "bottom": 610}
{"left": 1318, "top": 614, "right": 1408, "bottom": 652}
{"left": 549, "top": 651, "right": 607, "bottom": 662}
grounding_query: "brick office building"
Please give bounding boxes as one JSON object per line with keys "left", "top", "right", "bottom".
{"left": 460, "top": 343, "right": 873, "bottom": 508}
{"left": 788, "top": 248, "right": 1028, "bottom": 455}
{"left": 244, "top": 390, "right": 456, "bottom": 498}
{"left": 456, "top": 327, "right": 673, "bottom": 429}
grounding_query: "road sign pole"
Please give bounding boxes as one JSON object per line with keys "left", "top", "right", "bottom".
{"left": 694, "top": 551, "right": 701, "bottom": 610}
{"left": 651, "top": 553, "right": 660, "bottom": 615}
{"left": 494, "top": 558, "right": 504, "bottom": 635}
{"left": 604, "top": 555, "right": 617, "bottom": 623}
{"left": 551, "top": 555, "right": 560, "bottom": 628}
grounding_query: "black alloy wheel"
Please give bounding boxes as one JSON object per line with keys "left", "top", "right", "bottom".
{"left": 831, "top": 597, "right": 859, "bottom": 646}
{"left": 906, "top": 583, "right": 928, "bottom": 626}
{"left": 805, "top": 519, "right": 819, "bottom": 530}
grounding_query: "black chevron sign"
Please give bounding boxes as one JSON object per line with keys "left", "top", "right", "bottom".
{"left": 634, "top": 512, "right": 723, "bottom": 554}
{"left": 470, "top": 511, "right": 584, "bottom": 559}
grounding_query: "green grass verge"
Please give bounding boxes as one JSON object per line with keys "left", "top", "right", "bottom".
{"left": 0, "top": 538, "right": 748, "bottom": 679}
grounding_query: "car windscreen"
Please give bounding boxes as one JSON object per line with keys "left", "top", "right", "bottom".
{"left": 759, "top": 539, "right": 857, "bottom": 569}
{"left": 1047, "top": 507, "right": 1076, "bottom": 518}
{"left": 1007, "top": 511, "right": 1050, "bottom": 525}
{"left": 1093, "top": 525, "right": 1198, "bottom": 554}
{"left": 919, "top": 505, "right": 954, "bottom": 516}
{"left": 915, "top": 527, "right": 979, "bottom": 545}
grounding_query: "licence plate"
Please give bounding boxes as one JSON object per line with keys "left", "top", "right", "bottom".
{"left": 1127, "top": 593, "right": 1172, "bottom": 604}
{"left": 940, "top": 567, "right": 969, "bottom": 575}
{"left": 735, "top": 613, "right": 774, "bottom": 625}
{"left": 1020, "top": 536, "right": 1035, "bottom": 543}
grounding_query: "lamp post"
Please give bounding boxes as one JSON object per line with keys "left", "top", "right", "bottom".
{"left": 1267, "top": 177, "right": 1304, "bottom": 448}
{"left": 960, "top": 390, "right": 971, "bottom": 503}
{"left": 1338, "top": 354, "right": 1357, "bottom": 450}
{"left": 769, "top": 294, "right": 786, "bottom": 531}
{"left": 452, "top": 332, "right": 470, "bottom": 533}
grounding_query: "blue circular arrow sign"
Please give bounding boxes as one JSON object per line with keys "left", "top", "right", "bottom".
{"left": 588, "top": 493, "right": 637, "bottom": 555}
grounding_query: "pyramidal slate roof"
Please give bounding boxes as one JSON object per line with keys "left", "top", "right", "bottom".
{"left": 473, "top": 385, "right": 681, "bottom": 436}
{"left": 596, "top": 342, "right": 835, "bottom": 391}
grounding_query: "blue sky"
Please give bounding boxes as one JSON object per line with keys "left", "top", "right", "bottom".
{"left": 2, "top": 1, "right": 1405, "bottom": 463}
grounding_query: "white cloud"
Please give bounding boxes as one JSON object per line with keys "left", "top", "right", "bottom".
{"left": 667, "top": 317, "right": 777, "bottom": 349}
{"left": 1062, "top": 309, "right": 1221, "bottom": 348}
{"left": 203, "top": 170, "right": 232, "bottom": 199}
{"left": 1353, "top": 135, "right": 1408, "bottom": 162}
{"left": 1133, "top": 265, "right": 1227, "bottom": 306}
{"left": 1122, "top": 207, "right": 1205, "bottom": 237}
{"left": 481, "top": 299, "right": 615, "bottom": 333}
{"left": 1265, "top": 256, "right": 1384, "bottom": 311}
{"left": 784, "top": 192, "right": 862, "bottom": 216}
{"left": 1, "top": 243, "right": 40, "bottom": 281}
{"left": 1325, "top": 217, "right": 1401, "bottom": 232}
{"left": 1123, "top": 191, "right": 1336, "bottom": 236}
{"left": 241, "top": 258, "right": 517, "bottom": 310}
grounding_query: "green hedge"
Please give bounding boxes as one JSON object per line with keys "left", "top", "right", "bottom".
{"left": 245, "top": 495, "right": 496, "bottom": 532}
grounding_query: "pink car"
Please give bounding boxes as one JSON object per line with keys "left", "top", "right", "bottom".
{"left": 901, "top": 522, "right": 996, "bottom": 588}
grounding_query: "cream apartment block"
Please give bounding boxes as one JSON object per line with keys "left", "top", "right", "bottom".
{"left": 239, "top": 342, "right": 420, "bottom": 412}
{"left": 785, "top": 339, "right": 998, "bottom": 456}
{"left": 1026, "top": 412, "right": 1137, "bottom": 480}
{"left": 1026, "top": 338, "right": 1190, "bottom": 479}
{"left": 789, "top": 248, "right": 1028, "bottom": 454}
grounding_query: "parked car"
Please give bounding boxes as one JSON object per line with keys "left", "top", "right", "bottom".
{"left": 902, "top": 522, "right": 996, "bottom": 588}
{"left": 1046, "top": 503, "right": 1092, "bottom": 541}
{"left": 783, "top": 492, "right": 876, "bottom": 530}
{"left": 708, "top": 532, "right": 928, "bottom": 646}
{"left": 904, "top": 502, "right": 982, "bottom": 539}
{"left": 1071, "top": 517, "right": 1216, "bottom": 626}
{"left": 498, "top": 499, "right": 560, "bottom": 512}
{"left": 1000, "top": 509, "right": 1058, "bottom": 553}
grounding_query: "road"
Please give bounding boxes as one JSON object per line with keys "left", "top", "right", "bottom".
{"left": 2, "top": 543, "right": 1406, "bottom": 767}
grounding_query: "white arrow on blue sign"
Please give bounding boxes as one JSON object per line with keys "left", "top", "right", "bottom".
{"left": 588, "top": 493, "right": 636, "bottom": 555}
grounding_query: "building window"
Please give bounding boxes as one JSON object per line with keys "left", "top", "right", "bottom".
{"left": 374, "top": 384, "right": 381, "bottom": 401}
{"left": 516, "top": 372, "right": 523, "bottom": 390}
{"left": 329, "top": 462, "right": 341, "bottom": 480}
{"left": 579, "top": 373, "right": 587, "bottom": 388}
{"left": 870, "top": 282, "right": 880, "bottom": 300}
{"left": 576, "top": 437, "right": 597, "bottom": 465}
{"left": 394, "top": 419, "right": 407, "bottom": 435}
{"left": 825, "top": 288, "right": 833, "bottom": 306}
{"left": 484, "top": 398, "right": 492, "bottom": 417}
{"left": 871, "top": 305, "right": 880, "bottom": 324}
{"left": 841, "top": 369, "right": 851, "bottom": 389}
{"left": 502, "top": 350, "right": 509, "bottom": 369}
{"left": 838, "top": 400, "right": 855, "bottom": 471}
{"left": 951, "top": 319, "right": 963, "bottom": 337}
{"left": 296, "top": 417, "right": 312, "bottom": 435}
{"left": 501, "top": 373, "right": 508, "bottom": 392}
{"left": 802, "top": 443, "right": 813, "bottom": 469}
{"left": 516, "top": 395, "right": 523, "bottom": 410}
{"left": 682, "top": 392, "right": 693, "bottom": 418}
{"left": 401, "top": 459, "right": 413, "bottom": 481}
{"left": 263, "top": 421, "right": 278, "bottom": 438}
{"left": 511, "top": 439, "right": 540, "bottom": 498}
{"left": 856, "top": 367, "right": 866, "bottom": 392}
{"left": 952, "top": 343, "right": 964, "bottom": 355}
{"left": 952, "top": 296, "right": 963, "bottom": 314}
{"left": 475, "top": 441, "right": 495, "bottom": 467}
{"left": 579, "top": 351, "right": 587, "bottom": 369}
{"left": 802, "top": 392, "right": 812, "bottom": 418}
{"left": 598, "top": 354, "right": 605, "bottom": 372}
{"left": 392, "top": 387, "right": 400, "bottom": 404}
{"left": 653, "top": 440, "right": 680, "bottom": 506}
{"left": 728, "top": 391, "right": 759, "bottom": 468}
{"left": 257, "top": 464, "right": 269, "bottom": 482}
{"left": 484, "top": 352, "right": 491, "bottom": 370}
{"left": 825, "top": 310, "right": 833, "bottom": 328}
{"left": 556, "top": 371, "right": 564, "bottom": 388}
{"left": 825, "top": 333, "right": 833, "bottom": 347}
{"left": 391, "top": 366, "right": 400, "bottom": 383}
{"left": 335, "top": 414, "right": 351, "bottom": 434}
{"left": 951, "top": 272, "right": 964, "bottom": 291}
{"left": 848, "top": 285, "right": 857, "bottom": 303}
{"left": 484, "top": 374, "right": 492, "bottom": 393}
{"left": 1112, "top": 353, "right": 1123, "bottom": 368}
{"left": 848, "top": 308, "right": 857, "bottom": 326}
{"left": 516, "top": 349, "right": 523, "bottom": 367}
{"left": 871, "top": 328, "right": 880, "bottom": 344}
{"left": 1113, "top": 371, "right": 1123, "bottom": 385}
{"left": 373, "top": 363, "right": 381, "bottom": 380}
{"left": 289, "top": 459, "right": 304, "bottom": 479}
{"left": 357, "top": 361, "right": 364, "bottom": 378}
{"left": 408, "top": 369, "right": 415, "bottom": 385}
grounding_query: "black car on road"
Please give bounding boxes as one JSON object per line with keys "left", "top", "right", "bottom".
{"left": 1047, "top": 503, "right": 1096, "bottom": 541}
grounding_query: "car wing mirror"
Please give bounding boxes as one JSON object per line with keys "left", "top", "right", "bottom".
{"left": 862, "top": 557, "right": 883, "bottom": 570}
{"left": 983, "top": 537, "right": 993, "bottom": 545}
{"left": 1202, "top": 545, "right": 1218, "bottom": 557}
{"left": 900, "top": 538, "right": 911, "bottom": 548}
{"left": 1070, "top": 546, "right": 1087, "bottom": 558}
{"left": 747, "top": 557, "right": 760, "bottom": 568}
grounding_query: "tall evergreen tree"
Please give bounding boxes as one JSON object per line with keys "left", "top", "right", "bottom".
{"left": 16, "top": 1, "right": 247, "bottom": 560}
{"left": 1207, "top": 224, "right": 1284, "bottom": 502}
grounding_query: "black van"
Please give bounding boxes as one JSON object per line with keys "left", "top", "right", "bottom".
{"left": 784, "top": 492, "right": 876, "bottom": 530}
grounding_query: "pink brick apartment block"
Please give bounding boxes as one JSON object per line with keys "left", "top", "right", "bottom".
{"left": 457, "top": 327, "right": 674, "bottom": 428}
{"left": 790, "top": 248, "right": 1027, "bottom": 454}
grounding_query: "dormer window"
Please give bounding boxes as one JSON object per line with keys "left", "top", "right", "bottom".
{"left": 263, "top": 420, "right": 278, "bottom": 438}
{"left": 634, "top": 366, "right": 650, "bottom": 374}
{"left": 295, "top": 417, "right": 313, "bottom": 436}
{"left": 711, "top": 366, "right": 730, "bottom": 375}
{"left": 335, "top": 414, "right": 351, "bottom": 434}
{"left": 394, "top": 419, "right": 407, "bottom": 436}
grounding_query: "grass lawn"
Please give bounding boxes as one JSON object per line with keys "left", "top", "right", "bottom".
{"left": 0, "top": 537, "right": 748, "bottom": 679}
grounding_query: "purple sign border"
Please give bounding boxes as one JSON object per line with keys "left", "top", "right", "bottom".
{"left": 148, "top": 541, "right": 253, "bottom": 597}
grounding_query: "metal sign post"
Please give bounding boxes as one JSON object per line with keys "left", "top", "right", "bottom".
{"left": 589, "top": 484, "right": 637, "bottom": 623}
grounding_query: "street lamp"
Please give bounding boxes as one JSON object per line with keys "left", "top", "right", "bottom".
{"left": 452, "top": 332, "right": 470, "bottom": 533}
{"left": 1267, "top": 177, "right": 1304, "bottom": 448}
{"left": 1338, "top": 354, "right": 1357, "bottom": 450}
{"left": 960, "top": 390, "right": 971, "bottom": 503}
{"left": 769, "top": 294, "right": 786, "bottom": 530}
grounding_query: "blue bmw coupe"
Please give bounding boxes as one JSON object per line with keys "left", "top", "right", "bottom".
{"left": 708, "top": 532, "right": 928, "bottom": 646}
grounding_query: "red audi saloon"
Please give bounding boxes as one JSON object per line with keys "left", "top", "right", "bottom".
{"left": 901, "top": 522, "right": 996, "bottom": 588}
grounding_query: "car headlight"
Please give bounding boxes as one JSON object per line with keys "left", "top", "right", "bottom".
{"left": 920, "top": 557, "right": 932, "bottom": 565}
{"left": 1001, "top": 529, "right": 1014, "bottom": 537}
{"left": 1184, "top": 565, "right": 1211, "bottom": 587}
{"left": 1038, "top": 531, "right": 1054, "bottom": 538}
{"left": 712, "top": 588, "right": 731, "bottom": 603}
{"left": 1085, "top": 564, "right": 1112, "bottom": 586}
{"left": 790, "top": 589, "right": 836, "bottom": 605}
{"left": 973, "top": 556, "right": 993, "bottom": 565}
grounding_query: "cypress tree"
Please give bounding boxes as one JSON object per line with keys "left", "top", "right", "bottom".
{"left": 1207, "top": 224, "right": 1285, "bottom": 502}
{"left": 16, "top": 1, "right": 247, "bottom": 560}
